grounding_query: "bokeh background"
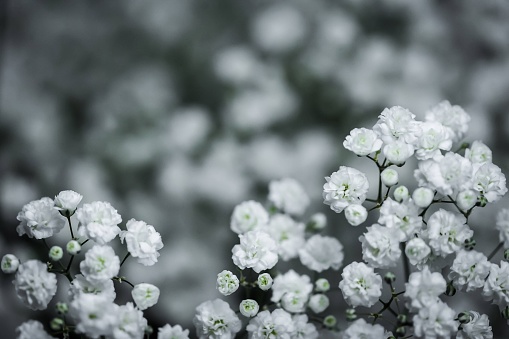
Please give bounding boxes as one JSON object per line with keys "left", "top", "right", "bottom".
{"left": 1, "top": 0, "right": 509, "bottom": 337}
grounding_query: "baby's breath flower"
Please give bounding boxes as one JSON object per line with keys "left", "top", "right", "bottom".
{"left": 315, "top": 278, "right": 330, "bottom": 292}
{"left": 230, "top": 200, "right": 269, "bottom": 234}
{"left": 412, "top": 187, "right": 434, "bottom": 208}
{"left": 308, "top": 294, "right": 329, "bottom": 313}
{"left": 132, "top": 283, "right": 160, "bottom": 310}
{"left": 157, "top": 324, "right": 190, "bottom": 339}
{"left": 268, "top": 178, "right": 310, "bottom": 216}
{"left": 1, "top": 253, "right": 20, "bottom": 274}
{"left": 381, "top": 168, "right": 399, "bottom": 186}
{"left": 323, "top": 166, "right": 369, "bottom": 213}
{"left": 54, "top": 190, "right": 83, "bottom": 217}
{"left": 240, "top": 299, "right": 259, "bottom": 317}
{"left": 79, "top": 245, "right": 120, "bottom": 284}
{"left": 49, "top": 246, "right": 63, "bottom": 261}
{"left": 257, "top": 273, "right": 273, "bottom": 291}
{"left": 120, "top": 218, "right": 164, "bottom": 266}
{"left": 14, "top": 260, "right": 58, "bottom": 311}
{"left": 76, "top": 201, "right": 122, "bottom": 245}
{"left": 216, "top": 270, "right": 239, "bottom": 296}
{"left": 339, "top": 262, "right": 382, "bottom": 308}
{"left": 343, "top": 127, "right": 383, "bottom": 156}
{"left": 393, "top": 185, "right": 409, "bottom": 202}
{"left": 344, "top": 204, "right": 368, "bottom": 226}
{"left": 66, "top": 240, "right": 81, "bottom": 255}
{"left": 17, "top": 197, "right": 65, "bottom": 239}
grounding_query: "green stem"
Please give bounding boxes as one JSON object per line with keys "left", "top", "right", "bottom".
{"left": 66, "top": 215, "right": 74, "bottom": 239}
{"left": 400, "top": 243, "right": 411, "bottom": 283}
{"left": 488, "top": 242, "right": 504, "bottom": 261}
{"left": 120, "top": 253, "right": 131, "bottom": 267}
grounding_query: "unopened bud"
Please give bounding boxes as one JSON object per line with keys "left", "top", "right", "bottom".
{"left": 394, "top": 185, "right": 409, "bottom": 202}
{"left": 56, "top": 302, "right": 68, "bottom": 315}
{"left": 446, "top": 282, "right": 457, "bottom": 296}
{"left": 464, "top": 238, "right": 476, "bottom": 251}
{"left": 315, "top": 278, "right": 330, "bottom": 292}
{"left": 50, "top": 318, "right": 64, "bottom": 331}
{"left": 66, "top": 240, "right": 81, "bottom": 255}
{"left": 412, "top": 187, "right": 434, "bottom": 208}
{"left": 307, "top": 213, "right": 327, "bottom": 231}
{"left": 323, "top": 315, "right": 337, "bottom": 327}
{"left": 1, "top": 254, "right": 20, "bottom": 274}
{"left": 49, "top": 246, "right": 63, "bottom": 261}
{"left": 346, "top": 308, "right": 357, "bottom": 321}
{"left": 384, "top": 272, "right": 396, "bottom": 284}
{"left": 397, "top": 314, "right": 407, "bottom": 325}
{"left": 458, "top": 311, "right": 471, "bottom": 324}
{"left": 395, "top": 326, "right": 406, "bottom": 336}
{"left": 381, "top": 168, "right": 399, "bottom": 187}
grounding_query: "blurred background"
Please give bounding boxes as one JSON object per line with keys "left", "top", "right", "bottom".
{"left": 1, "top": 0, "right": 509, "bottom": 337}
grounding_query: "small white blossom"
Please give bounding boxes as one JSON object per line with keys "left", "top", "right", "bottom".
{"left": 471, "top": 162, "right": 507, "bottom": 203}
{"left": 405, "top": 238, "right": 431, "bottom": 267}
{"left": 394, "top": 185, "right": 409, "bottom": 202}
{"left": 292, "top": 314, "right": 318, "bottom": 339}
{"left": 266, "top": 214, "right": 305, "bottom": 261}
{"left": 1, "top": 253, "right": 20, "bottom": 274}
{"left": 308, "top": 294, "right": 329, "bottom": 313}
{"left": 308, "top": 212, "right": 327, "bottom": 230}
{"left": 157, "top": 324, "right": 190, "bottom": 339}
{"left": 14, "top": 260, "right": 57, "bottom": 310}
{"left": 383, "top": 140, "right": 414, "bottom": 165}
{"left": 268, "top": 178, "right": 310, "bottom": 216}
{"left": 16, "top": 320, "right": 56, "bottom": 339}
{"left": 404, "top": 266, "right": 446, "bottom": 310}
{"left": 456, "top": 190, "right": 478, "bottom": 211}
{"left": 414, "top": 121, "right": 452, "bottom": 161}
{"left": 381, "top": 168, "right": 399, "bottom": 186}
{"left": 412, "top": 187, "right": 434, "bottom": 208}
{"left": 465, "top": 141, "right": 492, "bottom": 164}
{"left": 359, "top": 224, "right": 401, "bottom": 269}
{"left": 69, "top": 275, "right": 116, "bottom": 303}
{"left": 482, "top": 261, "right": 509, "bottom": 309}
{"left": 17, "top": 197, "right": 65, "bottom": 239}
{"left": 343, "top": 127, "right": 383, "bottom": 156}
{"left": 298, "top": 234, "right": 344, "bottom": 272}
{"left": 230, "top": 200, "right": 269, "bottom": 234}
{"left": 425, "top": 100, "right": 470, "bottom": 142}
{"left": 339, "top": 262, "right": 382, "bottom": 308}
{"left": 216, "top": 270, "right": 239, "bottom": 296}
{"left": 457, "top": 311, "right": 493, "bottom": 339}
{"left": 449, "top": 250, "right": 490, "bottom": 292}
{"left": 132, "top": 283, "right": 160, "bottom": 310}
{"left": 323, "top": 166, "right": 369, "bottom": 213}
{"left": 76, "top": 201, "right": 122, "bottom": 245}
{"left": 427, "top": 209, "right": 473, "bottom": 257}
{"left": 413, "top": 300, "right": 458, "bottom": 339}
{"left": 66, "top": 240, "right": 81, "bottom": 255}
{"left": 49, "top": 246, "right": 63, "bottom": 261}
{"left": 54, "top": 190, "right": 83, "bottom": 216}
{"left": 232, "top": 230, "right": 278, "bottom": 273}
{"left": 246, "top": 309, "right": 294, "bottom": 339}
{"left": 257, "top": 273, "right": 273, "bottom": 291}
{"left": 69, "top": 293, "right": 118, "bottom": 338}
{"left": 373, "top": 106, "right": 421, "bottom": 145}
{"left": 342, "top": 318, "right": 386, "bottom": 339}
{"left": 112, "top": 302, "right": 148, "bottom": 339}
{"left": 193, "top": 299, "right": 241, "bottom": 339}
{"left": 378, "top": 198, "right": 422, "bottom": 241}
{"left": 120, "top": 219, "right": 164, "bottom": 266}
{"left": 80, "top": 245, "right": 120, "bottom": 284}
{"left": 315, "top": 278, "right": 330, "bottom": 292}
{"left": 271, "top": 270, "right": 313, "bottom": 313}
{"left": 496, "top": 208, "right": 509, "bottom": 248}
{"left": 240, "top": 299, "right": 259, "bottom": 317}
{"left": 344, "top": 204, "right": 368, "bottom": 226}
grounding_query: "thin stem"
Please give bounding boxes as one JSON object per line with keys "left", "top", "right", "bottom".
{"left": 80, "top": 239, "right": 89, "bottom": 246}
{"left": 488, "top": 242, "right": 504, "bottom": 261}
{"left": 66, "top": 215, "right": 75, "bottom": 239}
{"left": 113, "top": 276, "right": 135, "bottom": 288}
{"left": 400, "top": 243, "right": 411, "bottom": 282}
{"left": 120, "top": 253, "right": 131, "bottom": 267}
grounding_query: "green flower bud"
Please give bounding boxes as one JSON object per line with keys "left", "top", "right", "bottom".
{"left": 346, "top": 308, "right": 357, "bottom": 321}
{"left": 457, "top": 311, "right": 471, "bottom": 324}
{"left": 50, "top": 318, "right": 64, "bottom": 331}
{"left": 323, "top": 315, "right": 337, "bottom": 327}
{"left": 56, "top": 302, "right": 68, "bottom": 314}
{"left": 384, "top": 272, "right": 396, "bottom": 284}
{"left": 446, "top": 282, "right": 457, "bottom": 296}
{"left": 49, "top": 246, "right": 63, "bottom": 261}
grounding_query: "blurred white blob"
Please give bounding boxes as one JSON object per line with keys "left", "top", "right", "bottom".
{"left": 213, "top": 46, "right": 263, "bottom": 86}
{"left": 162, "top": 107, "right": 212, "bottom": 154}
{"left": 0, "top": 177, "right": 38, "bottom": 217}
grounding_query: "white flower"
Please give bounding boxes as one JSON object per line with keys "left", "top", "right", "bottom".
{"left": 496, "top": 208, "right": 509, "bottom": 248}
{"left": 482, "top": 261, "right": 509, "bottom": 309}
{"left": 308, "top": 212, "right": 327, "bottom": 230}
{"left": 16, "top": 197, "right": 65, "bottom": 239}
{"left": 342, "top": 318, "right": 386, "bottom": 339}
{"left": 246, "top": 309, "right": 294, "bottom": 339}
{"left": 308, "top": 294, "right": 329, "bottom": 313}
{"left": 271, "top": 270, "right": 313, "bottom": 313}
{"left": 359, "top": 224, "right": 401, "bottom": 269}
{"left": 298, "top": 234, "right": 344, "bottom": 272}
{"left": 80, "top": 245, "right": 120, "bottom": 284}
{"left": 76, "top": 201, "right": 122, "bottom": 245}
{"left": 373, "top": 106, "right": 421, "bottom": 145}
{"left": 54, "top": 190, "right": 83, "bottom": 216}
{"left": 412, "top": 187, "right": 434, "bottom": 208}
{"left": 344, "top": 204, "right": 368, "bottom": 226}
{"left": 266, "top": 214, "right": 305, "bottom": 261}
{"left": 69, "top": 274, "right": 116, "bottom": 303}
{"left": 157, "top": 324, "right": 190, "bottom": 339}
{"left": 1, "top": 253, "right": 20, "bottom": 274}
{"left": 339, "top": 262, "right": 382, "bottom": 308}
{"left": 413, "top": 300, "right": 458, "bottom": 338}
{"left": 457, "top": 311, "right": 493, "bottom": 339}
{"left": 112, "top": 302, "right": 147, "bottom": 339}
{"left": 257, "top": 273, "right": 273, "bottom": 291}
{"left": 405, "top": 238, "right": 431, "bottom": 267}
{"left": 425, "top": 100, "right": 470, "bottom": 142}
{"left": 404, "top": 266, "right": 446, "bottom": 310}
{"left": 268, "top": 178, "right": 310, "bottom": 216}
{"left": 230, "top": 201, "right": 269, "bottom": 234}
{"left": 240, "top": 299, "right": 259, "bottom": 317}
{"left": 449, "top": 250, "right": 490, "bottom": 291}
{"left": 471, "top": 162, "right": 507, "bottom": 203}
{"left": 216, "top": 270, "right": 239, "bottom": 296}
{"left": 49, "top": 246, "right": 63, "bottom": 261}
{"left": 381, "top": 168, "right": 399, "bottom": 186}
{"left": 465, "top": 140, "right": 492, "bottom": 164}
{"left": 394, "top": 185, "right": 409, "bottom": 202}
{"left": 323, "top": 166, "right": 369, "bottom": 213}
{"left": 132, "top": 283, "right": 160, "bottom": 310}
{"left": 66, "top": 240, "right": 81, "bottom": 255}
{"left": 383, "top": 140, "right": 414, "bottom": 165}
{"left": 193, "top": 299, "right": 241, "bottom": 339}
{"left": 69, "top": 293, "right": 118, "bottom": 338}
{"left": 16, "top": 320, "right": 56, "bottom": 339}
{"left": 456, "top": 190, "right": 478, "bottom": 211}
{"left": 414, "top": 121, "right": 452, "bottom": 161}
{"left": 343, "top": 128, "right": 383, "bottom": 156}
{"left": 232, "top": 230, "right": 278, "bottom": 273}
{"left": 13, "top": 260, "right": 57, "bottom": 310}
{"left": 378, "top": 198, "right": 422, "bottom": 241}
{"left": 119, "top": 219, "right": 164, "bottom": 266}
{"left": 427, "top": 209, "right": 473, "bottom": 257}
{"left": 315, "top": 278, "right": 330, "bottom": 292}
{"left": 292, "top": 314, "right": 318, "bottom": 339}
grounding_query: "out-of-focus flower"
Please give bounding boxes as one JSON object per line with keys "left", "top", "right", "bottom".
{"left": 298, "top": 234, "right": 344, "bottom": 272}
{"left": 193, "top": 299, "right": 241, "bottom": 339}
{"left": 268, "top": 178, "right": 310, "bottom": 216}
{"left": 13, "top": 260, "right": 57, "bottom": 310}
{"left": 230, "top": 201, "right": 269, "bottom": 234}
{"left": 17, "top": 197, "right": 65, "bottom": 239}
{"left": 157, "top": 324, "right": 190, "bottom": 339}
{"left": 16, "top": 320, "right": 56, "bottom": 339}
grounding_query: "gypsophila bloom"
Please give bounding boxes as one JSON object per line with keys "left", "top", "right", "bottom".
{"left": 449, "top": 250, "right": 490, "bottom": 291}
{"left": 323, "top": 166, "right": 369, "bottom": 213}
{"left": 456, "top": 311, "right": 493, "bottom": 339}
{"left": 266, "top": 214, "right": 305, "bottom": 261}
{"left": 456, "top": 190, "right": 478, "bottom": 211}
{"left": 394, "top": 185, "right": 409, "bottom": 202}
{"left": 76, "top": 201, "right": 122, "bottom": 245}
{"left": 68, "top": 275, "right": 116, "bottom": 303}
{"left": 120, "top": 218, "right": 164, "bottom": 266}
{"left": 425, "top": 100, "right": 470, "bottom": 142}
{"left": 344, "top": 204, "right": 368, "bottom": 226}
{"left": 465, "top": 141, "right": 492, "bottom": 164}
{"left": 383, "top": 140, "right": 415, "bottom": 165}
{"left": 381, "top": 168, "right": 399, "bottom": 186}
{"left": 339, "top": 262, "right": 382, "bottom": 308}
{"left": 240, "top": 299, "right": 259, "bottom": 317}
{"left": 342, "top": 318, "right": 386, "bottom": 339}
{"left": 307, "top": 212, "right": 326, "bottom": 230}
{"left": 54, "top": 190, "right": 83, "bottom": 216}
{"left": 359, "top": 224, "right": 401, "bottom": 269}
{"left": 112, "top": 302, "right": 148, "bottom": 339}
{"left": 246, "top": 309, "right": 294, "bottom": 339}
{"left": 66, "top": 239, "right": 81, "bottom": 255}
{"left": 471, "top": 162, "right": 507, "bottom": 203}
{"left": 373, "top": 106, "right": 421, "bottom": 145}
{"left": 69, "top": 293, "right": 118, "bottom": 338}
{"left": 80, "top": 245, "right": 120, "bottom": 284}
{"left": 232, "top": 230, "right": 278, "bottom": 273}
{"left": 216, "top": 270, "right": 239, "bottom": 296}
{"left": 315, "top": 278, "right": 330, "bottom": 292}
{"left": 1, "top": 253, "right": 20, "bottom": 274}
{"left": 343, "top": 127, "right": 383, "bottom": 156}
{"left": 13, "top": 259, "right": 57, "bottom": 310}
{"left": 271, "top": 270, "right": 313, "bottom": 313}
{"left": 482, "top": 261, "right": 509, "bottom": 309}
{"left": 48, "top": 246, "right": 63, "bottom": 262}
{"left": 230, "top": 201, "right": 269, "bottom": 234}
{"left": 379, "top": 198, "right": 422, "bottom": 241}
{"left": 16, "top": 320, "right": 56, "bottom": 339}
{"left": 412, "top": 187, "right": 434, "bottom": 208}
{"left": 308, "top": 294, "right": 329, "bottom": 313}
{"left": 268, "top": 178, "right": 310, "bottom": 216}
{"left": 16, "top": 197, "right": 65, "bottom": 239}
{"left": 132, "top": 283, "right": 160, "bottom": 310}
{"left": 257, "top": 273, "right": 273, "bottom": 291}
{"left": 427, "top": 209, "right": 473, "bottom": 257}
{"left": 157, "top": 324, "right": 190, "bottom": 339}
{"left": 405, "top": 238, "right": 431, "bottom": 267}
{"left": 298, "top": 234, "right": 344, "bottom": 272}
{"left": 193, "top": 299, "right": 241, "bottom": 339}
{"left": 413, "top": 300, "right": 458, "bottom": 339}
{"left": 404, "top": 266, "right": 446, "bottom": 310}
{"left": 292, "top": 314, "right": 318, "bottom": 339}
{"left": 414, "top": 121, "right": 452, "bottom": 161}
{"left": 496, "top": 208, "right": 509, "bottom": 248}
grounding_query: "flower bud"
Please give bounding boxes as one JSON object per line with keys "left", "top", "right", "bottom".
{"left": 315, "top": 278, "right": 330, "bottom": 292}
{"left": 308, "top": 294, "right": 329, "bottom": 314}
{"left": 54, "top": 190, "right": 83, "bottom": 217}
{"left": 1, "top": 254, "right": 20, "bottom": 274}
{"left": 394, "top": 185, "right": 409, "bottom": 202}
{"left": 257, "top": 273, "right": 273, "bottom": 291}
{"left": 66, "top": 240, "right": 81, "bottom": 255}
{"left": 456, "top": 190, "right": 477, "bottom": 211}
{"left": 323, "top": 315, "right": 337, "bottom": 327}
{"left": 504, "top": 249, "right": 509, "bottom": 261}
{"left": 50, "top": 318, "right": 64, "bottom": 331}
{"left": 346, "top": 308, "right": 357, "bottom": 321}
{"left": 464, "top": 238, "right": 476, "bottom": 251}
{"left": 397, "top": 314, "right": 407, "bottom": 325}
{"left": 478, "top": 195, "right": 488, "bottom": 207}
{"left": 412, "top": 187, "right": 434, "bottom": 208}
{"left": 307, "top": 213, "right": 327, "bottom": 231}
{"left": 457, "top": 311, "right": 471, "bottom": 324}
{"left": 56, "top": 302, "right": 68, "bottom": 314}
{"left": 216, "top": 270, "right": 239, "bottom": 296}
{"left": 384, "top": 272, "right": 396, "bottom": 284}
{"left": 344, "top": 204, "right": 368, "bottom": 226}
{"left": 395, "top": 326, "right": 406, "bottom": 336}
{"left": 381, "top": 168, "right": 399, "bottom": 187}
{"left": 446, "top": 282, "right": 456, "bottom": 296}
{"left": 49, "top": 246, "right": 63, "bottom": 261}
{"left": 240, "top": 299, "right": 259, "bottom": 317}
{"left": 132, "top": 283, "right": 160, "bottom": 310}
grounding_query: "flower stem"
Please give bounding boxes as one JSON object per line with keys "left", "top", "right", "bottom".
{"left": 120, "top": 252, "right": 131, "bottom": 267}
{"left": 66, "top": 215, "right": 74, "bottom": 239}
{"left": 488, "top": 242, "right": 504, "bottom": 261}
{"left": 400, "top": 243, "right": 410, "bottom": 282}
